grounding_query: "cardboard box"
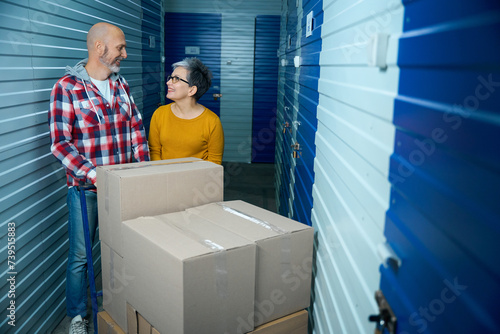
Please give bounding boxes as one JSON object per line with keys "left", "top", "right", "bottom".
{"left": 101, "top": 242, "right": 128, "bottom": 331}
{"left": 249, "top": 310, "right": 308, "bottom": 334}
{"left": 127, "top": 303, "right": 160, "bottom": 334}
{"left": 187, "top": 201, "right": 314, "bottom": 326}
{"left": 123, "top": 211, "right": 257, "bottom": 334}
{"left": 138, "top": 313, "right": 152, "bottom": 334}
{"left": 97, "top": 311, "right": 126, "bottom": 334}
{"left": 97, "top": 158, "right": 223, "bottom": 256}
{"left": 127, "top": 303, "right": 138, "bottom": 334}
{"left": 102, "top": 308, "right": 308, "bottom": 334}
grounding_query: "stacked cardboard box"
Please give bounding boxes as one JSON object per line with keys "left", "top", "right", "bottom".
{"left": 97, "top": 311, "right": 125, "bottom": 334}
{"left": 186, "top": 201, "right": 314, "bottom": 327}
{"left": 248, "top": 310, "right": 308, "bottom": 334}
{"left": 101, "top": 242, "right": 127, "bottom": 330}
{"left": 99, "top": 307, "right": 308, "bottom": 334}
{"left": 97, "top": 158, "right": 314, "bottom": 333}
{"left": 97, "top": 158, "right": 224, "bottom": 331}
{"left": 97, "top": 157, "right": 224, "bottom": 256}
{"left": 122, "top": 211, "right": 257, "bottom": 333}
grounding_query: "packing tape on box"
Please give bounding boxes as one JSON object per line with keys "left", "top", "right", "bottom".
{"left": 104, "top": 172, "right": 109, "bottom": 214}
{"left": 168, "top": 221, "right": 229, "bottom": 299}
{"left": 109, "top": 247, "right": 115, "bottom": 290}
{"left": 168, "top": 220, "right": 230, "bottom": 331}
{"left": 216, "top": 203, "right": 292, "bottom": 268}
{"left": 217, "top": 203, "right": 287, "bottom": 234}
{"left": 105, "top": 160, "right": 199, "bottom": 172}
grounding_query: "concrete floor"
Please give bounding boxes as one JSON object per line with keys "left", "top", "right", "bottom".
{"left": 51, "top": 162, "right": 276, "bottom": 333}
{"left": 222, "top": 162, "right": 277, "bottom": 213}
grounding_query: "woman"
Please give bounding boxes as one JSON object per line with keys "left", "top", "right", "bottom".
{"left": 148, "top": 57, "right": 224, "bottom": 164}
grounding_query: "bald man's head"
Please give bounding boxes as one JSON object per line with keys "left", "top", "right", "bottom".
{"left": 86, "top": 22, "right": 124, "bottom": 52}
{"left": 85, "top": 22, "right": 127, "bottom": 75}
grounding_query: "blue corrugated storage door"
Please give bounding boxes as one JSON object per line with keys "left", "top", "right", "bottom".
{"left": 252, "top": 15, "right": 280, "bottom": 163}
{"left": 275, "top": 0, "right": 296, "bottom": 218}
{"left": 164, "top": 13, "right": 221, "bottom": 116}
{"left": 281, "top": 0, "right": 300, "bottom": 218}
{"left": 291, "top": 0, "right": 322, "bottom": 227}
{"left": 380, "top": 1, "right": 500, "bottom": 333}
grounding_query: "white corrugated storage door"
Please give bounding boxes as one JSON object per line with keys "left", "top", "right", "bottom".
{"left": 220, "top": 15, "right": 256, "bottom": 162}
{"left": 312, "top": 1, "right": 403, "bottom": 333}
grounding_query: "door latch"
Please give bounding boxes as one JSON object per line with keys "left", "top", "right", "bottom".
{"left": 291, "top": 142, "right": 302, "bottom": 158}
{"left": 213, "top": 93, "right": 222, "bottom": 101}
{"left": 369, "top": 290, "right": 397, "bottom": 334}
{"left": 283, "top": 121, "right": 291, "bottom": 134}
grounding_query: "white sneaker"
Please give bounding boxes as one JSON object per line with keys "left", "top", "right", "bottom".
{"left": 69, "top": 315, "right": 88, "bottom": 334}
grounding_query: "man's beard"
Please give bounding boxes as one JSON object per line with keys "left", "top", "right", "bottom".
{"left": 100, "top": 46, "right": 122, "bottom": 73}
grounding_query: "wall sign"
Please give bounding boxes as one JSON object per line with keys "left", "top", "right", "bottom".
{"left": 185, "top": 46, "right": 200, "bottom": 55}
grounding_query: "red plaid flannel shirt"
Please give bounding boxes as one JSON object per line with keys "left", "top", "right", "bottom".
{"left": 49, "top": 70, "right": 150, "bottom": 187}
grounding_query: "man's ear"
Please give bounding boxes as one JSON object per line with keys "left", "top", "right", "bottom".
{"left": 188, "top": 85, "right": 198, "bottom": 98}
{"left": 95, "top": 40, "right": 105, "bottom": 56}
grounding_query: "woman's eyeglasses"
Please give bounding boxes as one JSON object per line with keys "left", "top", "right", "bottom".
{"left": 166, "top": 75, "right": 189, "bottom": 85}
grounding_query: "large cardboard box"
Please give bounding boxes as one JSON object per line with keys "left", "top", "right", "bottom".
{"left": 122, "top": 211, "right": 257, "bottom": 334}
{"left": 249, "top": 310, "right": 308, "bottom": 334}
{"left": 127, "top": 303, "right": 138, "bottom": 334}
{"left": 97, "top": 158, "right": 223, "bottom": 256}
{"left": 97, "top": 311, "right": 126, "bottom": 334}
{"left": 101, "top": 242, "right": 128, "bottom": 331}
{"left": 123, "top": 308, "right": 308, "bottom": 334}
{"left": 187, "top": 200, "right": 314, "bottom": 327}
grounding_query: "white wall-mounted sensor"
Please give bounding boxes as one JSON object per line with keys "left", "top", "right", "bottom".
{"left": 367, "top": 33, "right": 390, "bottom": 69}
{"left": 294, "top": 56, "right": 301, "bottom": 68}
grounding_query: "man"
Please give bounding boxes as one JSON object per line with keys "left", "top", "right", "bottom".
{"left": 48, "top": 22, "right": 150, "bottom": 334}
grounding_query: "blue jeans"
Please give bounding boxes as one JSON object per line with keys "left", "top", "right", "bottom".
{"left": 66, "top": 187, "right": 98, "bottom": 318}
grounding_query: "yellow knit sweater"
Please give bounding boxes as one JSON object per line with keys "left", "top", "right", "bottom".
{"left": 148, "top": 103, "right": 224, "bottom": 164}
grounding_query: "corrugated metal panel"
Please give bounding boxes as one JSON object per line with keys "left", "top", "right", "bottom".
{"left": 164, "top": 12, "right": 222, "bottom": 118}
{"left": 275, "top": 0, "right": 320, "bottom": 228}
{"left": 165, "top": 0, "right": 281, "bottom": 15}
{"left": 274, "top": 1, "right": 323, "bottom": 331}
{"left": 274, "top": 0, "right": 290, "bottom": 215}
{"left": 220, "top": 15, "right": 255, "bottom": 163}
{"left": 381, "top": 1, "right": 500, "bottom": 332}
{"left": 292, "top": 0, "right": 322, "bottom": 228}
{"left": 252, "top": 15, "right": 280, "bottom": 163}
{"left": 311, "top": 0, "right": 403, "bottom": 332}
{"left": 141, "top": 0, "right": 163, "bottom": 133}
{"left": 0, "top": 1, "right": 161, "bottom": 332}
{"left": 276, "top": 0, "right": 300, "bottom": 218}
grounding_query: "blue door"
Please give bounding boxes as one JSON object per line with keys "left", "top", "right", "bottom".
{"left": 252, "top": 15, "right": 280, "bottom": 163}
{"left": 164, "top": 13, "right": 222, "bottom": 116}
{"left": 276, "top": 0, "right": 321, "bottom": 226}
{"left": 291, "top": 0, "right": 322, "bottom": 227}
{"left": 379, "top": 1, "right": 500, "bottom": 333}
{"left": 276, "top": 0, "right": 299, "bottom": 218}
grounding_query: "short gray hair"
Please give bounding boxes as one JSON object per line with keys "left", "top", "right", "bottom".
{"left": 172, "top": 57, "right": 212, "bottom": 101}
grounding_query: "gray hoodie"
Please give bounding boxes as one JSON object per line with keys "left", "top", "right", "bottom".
{"left": 63, "top": 58, "right": 133, "bottom": 123}
{"left": 65, "top": 58, "right": 121, "bottom": 82}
